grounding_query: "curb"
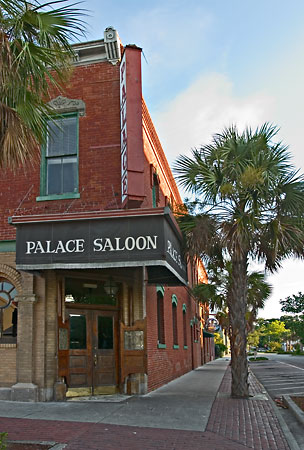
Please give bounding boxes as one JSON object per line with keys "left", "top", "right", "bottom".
{"left": 6, "top": 441, "right": 67, "bottom": 449}
{"left": 282, "top": 395, "right": 304, "bottom": 427}
{"left": 249, "top": 369, "right": 300, "bottom": 450}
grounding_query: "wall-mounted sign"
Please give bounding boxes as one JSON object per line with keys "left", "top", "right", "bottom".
{"left": 124, "top": 330, "right": 144, "bottom": 350}
{"left": 14, "top": 209, "right": 187, "bottom": 286}
{"left": 205, "top": 317, "right": 220, "bottom": 332}
{"left": 119, "top": 47, "right": 144, "bottom": 208}
{"left": 120, "top": 52, "right": 128, "bottom": 203}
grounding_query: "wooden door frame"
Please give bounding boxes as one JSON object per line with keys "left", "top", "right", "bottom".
{"left": 64, "top": 307, "right": 120, "bottom": 395}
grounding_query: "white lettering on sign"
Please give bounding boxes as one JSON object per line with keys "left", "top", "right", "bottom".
{"left": 93, "top": 235, "right": 158, "bottom": 252}
{"left": 167, "top": 239, "right": 183, "bottom": 269}
{"left": 120, "top": 52, "right": 128, "bottom": 203}
{"left": 26, "top": 239, "right": 85, "bottom": 254}
{"left": 25, "top": 236, "right": 159, "bottom": 255}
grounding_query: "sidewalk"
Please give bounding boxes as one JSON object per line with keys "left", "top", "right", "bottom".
{"left": 0, "top": 359, "right": 295, "bottom": 449}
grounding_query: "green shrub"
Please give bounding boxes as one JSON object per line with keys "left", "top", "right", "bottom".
{"left": 269, "top": 341, "right": 282, "bottom": 352}
{"left": 0, "top": 432, "right": 7, "bottom": 450}
{"left": 215, "top": 343, "right": 227, "bottom": 358}
{"left": 249, "top": 356, "right": 269, "bottom": 361}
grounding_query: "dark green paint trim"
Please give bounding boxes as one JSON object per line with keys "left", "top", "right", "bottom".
{"left": 0, "top": 240, "right": 16, "bottom": 252}
{"left": 36, "top": 192, "right": 80, "bottom": 202}
{"left": 157, "top": 343, "right": 166, "bottom": 349}
{"left": 39, "top": 112, "right": 80, "bottom": 198}
{"left": 171, "top": 294, "right": 178, "bottom": 305}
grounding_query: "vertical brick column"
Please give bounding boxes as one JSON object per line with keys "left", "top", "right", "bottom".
{"left": 11, "top": 272, "right": 38, "bottom": 402}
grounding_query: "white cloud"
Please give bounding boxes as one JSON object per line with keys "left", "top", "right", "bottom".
{"left": 154, "top": 72, "right": 274, "bottom": 165}
{"left": 154, "top": 72, "right": 304, "bottom": 319}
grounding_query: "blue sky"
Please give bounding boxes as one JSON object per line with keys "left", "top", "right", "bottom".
{"left": 68, "top": 0, "right": 304, "bottom": 318}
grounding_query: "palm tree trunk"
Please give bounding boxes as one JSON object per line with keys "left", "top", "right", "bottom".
{"left": 227, "top": 253, "right": 249, "bottom": 398}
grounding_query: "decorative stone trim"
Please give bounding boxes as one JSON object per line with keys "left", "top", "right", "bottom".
{"left": 171, "top": 294, "right": 178, "bottom": 306}
{"left": 15, "top": 294, "right": 37, "bottom": 304}
{"left": 104, "top": 26, "right": 121, "bottom": 64}
{"left": 0, "top": 264, "right": 22, "bottom": 293}
{"left": 48, "top": 96, "right": 86, "bottom": 116}
{"left": 0, "top": 343, "right": 17, "bottom": 348}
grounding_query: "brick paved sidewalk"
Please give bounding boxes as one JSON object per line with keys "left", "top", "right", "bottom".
{"left": 0, "top": 366, "right": 291, "bottom": 450}
{"left": 207, "top": 367, "right": 290, "bottom": 450}
{"left": 1, "top": 417, "right": 248, "bottom": 450}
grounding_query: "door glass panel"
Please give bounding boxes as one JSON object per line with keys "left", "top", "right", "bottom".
{"left": 98, "top": 316, "right": 113, "bottom": 349}
{"left": 70, "top": 314, "right": 87, "bottom": 349}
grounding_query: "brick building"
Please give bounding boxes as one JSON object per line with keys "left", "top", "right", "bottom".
{"left": 0, "top": 27, "right": 213, "bottom": 402}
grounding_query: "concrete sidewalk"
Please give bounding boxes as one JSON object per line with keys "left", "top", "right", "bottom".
{"left": 0, "top": 358, "right": 296, "bottom": 449}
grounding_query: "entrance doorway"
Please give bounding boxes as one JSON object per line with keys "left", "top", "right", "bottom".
{"left": 67, "top": 309, "right": 118, "bottom": 396}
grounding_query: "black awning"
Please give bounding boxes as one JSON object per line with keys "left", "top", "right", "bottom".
{"left": 13, "top": 207, "right": 188, "bottom": 286}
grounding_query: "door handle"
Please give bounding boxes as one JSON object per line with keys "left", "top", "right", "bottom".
{"left": 94, "top": 353, "right": 98, "bottom": 367}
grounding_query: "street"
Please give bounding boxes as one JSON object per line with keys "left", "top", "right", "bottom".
{"left": 249, "top": 353, "right": 304, "bottom": 398}
{"left": 249, "top": 353, "right": 304, "bottom": 449}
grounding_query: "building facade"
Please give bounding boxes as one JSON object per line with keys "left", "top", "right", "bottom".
{"left": 0, "top": 27, "right": 212, "bottom": 402}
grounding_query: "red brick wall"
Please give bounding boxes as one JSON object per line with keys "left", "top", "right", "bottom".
{"left": 0, "top": 61, "right": 121, "bottom": 240}
{"left": 146, "top": 284, "right": 202, "bottom": 392}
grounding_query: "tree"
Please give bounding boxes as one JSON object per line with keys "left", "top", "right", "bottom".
{"left": 0, "top": 0, "right": 86, "bottom": 168}
{"left": 280, "top": 292, "right": 304, "bottom": 314}
{"left": 174, "top": 124, "right": 304, "bottom": 397}
{"left": 255, "top": 319, "right": 290, "bottom": 350}
{"left": 280, "top": 292, "right": 304, "bottom": 345}
{"left": 193, "top": 262, "right": 271, "bottom": 345}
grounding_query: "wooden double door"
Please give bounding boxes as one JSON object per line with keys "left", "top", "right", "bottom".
{"left": 67, "top": 309, "right": 118, "bottom": 395}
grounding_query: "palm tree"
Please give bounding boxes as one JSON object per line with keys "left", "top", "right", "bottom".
{"left": 174, "top": 124, "right": 304, "bottom": 397}
{"left": 0, "top": 0, "right": 86, "bottom": 168}
{"left": 246, "top": 272, "right": 272, "bottom": 332}
{"left": 193, "top": 262, "right": 272, "bottom": 342}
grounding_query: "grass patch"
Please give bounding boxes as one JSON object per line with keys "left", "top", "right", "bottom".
{"left": 0, "top": 432, "right": 7, "bottom": 450}
{"left": 249, "top": 356, "right": 269, "bottom": 361}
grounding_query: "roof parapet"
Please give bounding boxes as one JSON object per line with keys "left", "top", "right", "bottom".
{"left": 72, "top": 26, "right": 121, "bottom": 66}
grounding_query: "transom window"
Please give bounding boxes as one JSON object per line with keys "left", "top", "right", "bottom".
{"left": 41, "top": 114, "right": 79, "bottom": 197}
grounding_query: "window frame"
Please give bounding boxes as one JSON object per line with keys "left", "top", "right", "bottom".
{"left": 37, "top": 112, "right": 80, "bottom": 201}
{"left": 0, "top": 278, "right": 18, "bottom": 343}
{"left": 156, "top": 286, "right": 166, "bottom": 348}
{"left": 172, "top": 294, "right": 178, "bottom": 348}
{"left": 182, "top": 304, "right": 188, "bottom": 349}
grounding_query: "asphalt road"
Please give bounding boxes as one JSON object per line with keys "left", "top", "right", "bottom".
{"left": 249, "top": 353, "right": 304, "bottom": 398}
{"left": 249, "top": 353, "right": 304, "bottom": 449}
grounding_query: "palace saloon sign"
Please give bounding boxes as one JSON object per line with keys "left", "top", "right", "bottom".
{"left": 15, "top": 212, "right": 187, "bottom": 286}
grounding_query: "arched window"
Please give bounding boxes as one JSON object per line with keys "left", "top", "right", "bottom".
{"left": 156, "top": 286, "right": 165, "bottom": 346}
{"left": 0, "top": 278, "right": 18, "bottom": 342}
{"left": 172, "top": 294, "right": 178, "bottom": 347}
{"left": 183, "top": 304, "right": 187, "bottom": 348}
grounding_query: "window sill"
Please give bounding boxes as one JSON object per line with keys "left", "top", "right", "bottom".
{"left": 36, "top": 193, "right": 80, "bottom": 202}
{"left": 173, "top": 345, "right": 179, "bottom": 349}
{"left": 157, "top": 343, "right": 166, "bottom": 349}
{"left": 0, "top": 343, "right": 17, "bottom": 348}
{"left": 183, "top": 345, "right": 188, "bottom": 350}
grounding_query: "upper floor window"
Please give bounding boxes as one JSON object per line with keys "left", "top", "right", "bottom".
{"left": 38, "top": 114, "right": 79, "bottom": 200}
